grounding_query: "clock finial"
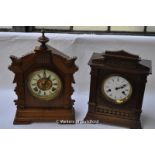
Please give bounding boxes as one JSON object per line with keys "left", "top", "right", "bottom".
{"left": 38, "top": 29, "right": 49, "bottom": 49}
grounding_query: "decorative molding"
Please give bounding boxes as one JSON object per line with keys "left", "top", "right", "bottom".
{"left": 95, "top": 107, "right": 141, "bottom": 120}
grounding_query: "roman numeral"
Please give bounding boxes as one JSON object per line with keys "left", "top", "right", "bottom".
{"left": 49, "top": 91, "right": 53, "bottom": 94}
{"left": 44, "top": 70, "right": 47, "bottom": 78}
{"left": 47, "top": 74, "right": 51, "bottom": 79}
{"left": 53, "top": 82, "right": 58, "bottom": 86}
{"left": 37, "top": 74, "right": 42, "bottom": 78}
{"left": 52, "top": 79, "right": 57, "bottom": 83}
{"left": 52, "top": 87, "right": 57, "bottom": 91}
{"left": 33, "top": 87, "right": 38, "bottom": 92}
{"left": 32, "top": 83, "right": 37, "bottom": 86}
{"left": 38, "top": 90, "right": 41, "bottom": 95}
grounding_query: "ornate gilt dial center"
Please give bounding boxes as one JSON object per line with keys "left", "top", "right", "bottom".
{"left": 37, "top": 78, "right": 53, "bottom": 91}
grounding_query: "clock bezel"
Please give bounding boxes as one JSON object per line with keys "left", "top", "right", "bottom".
{"left": 27, "top": 69, "right": 63, "bottom": 101}
{"left": 101, "top": 74, "right": 133, "bottom": 104}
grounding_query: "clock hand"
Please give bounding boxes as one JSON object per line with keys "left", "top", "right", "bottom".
{"left": 115, "top": 84, "right": 127, "bottom": 90}
{"left": 43, "top": 75, "right": 52, "bottom": 89}
{"left": 43, "top": 70, "right": 46, "bottom": 78}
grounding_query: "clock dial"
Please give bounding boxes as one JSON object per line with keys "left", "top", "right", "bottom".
{"left": 102, "top": 75, "right": 132, "bottom": 104}
{"left": 28, "top": 69, "right": 62, "bottom": 101}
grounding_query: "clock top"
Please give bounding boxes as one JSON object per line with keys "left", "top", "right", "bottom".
{"left": 9, "top": 31, "right": 78, "bottom": 80}
{"left": 89, "top": 50, "right": 152, "bottom": 75}
{"left": 103, "top": 50, "right": 140, "bottom": 61}
{"left": 38, "top": 29, "right": 49, "bottom": 49}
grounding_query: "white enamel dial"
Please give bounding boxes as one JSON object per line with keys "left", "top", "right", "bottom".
{"left": 102, "top": 75, "right": 132, "bottom": 104}
{"left": 28, "top": 69, "right": 62, "bottom": 101}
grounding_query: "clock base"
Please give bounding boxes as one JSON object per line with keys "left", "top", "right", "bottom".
{"left": 84, "top": 112, "right": 142, "bottom": 129}
{"left": 13, "top": 108, "right": 75, "bottom": 125}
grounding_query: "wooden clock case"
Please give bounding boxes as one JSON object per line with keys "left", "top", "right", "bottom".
{"left": 9, "top": 32, "right": 78, "bottom": 124}
{"left": 85, "top": 50, "right": 152, "bottom": 128}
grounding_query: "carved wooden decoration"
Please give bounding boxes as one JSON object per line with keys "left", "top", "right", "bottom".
{"left": 85, "top": 50, "right": 152, "bottom": 128}
{"left": 9, "top": 31, "right": 78, "bottom": 124}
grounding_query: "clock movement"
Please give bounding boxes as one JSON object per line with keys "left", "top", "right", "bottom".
{"left": 85, "top": 50, "right": 152, "bottom": 128}
{"left": 9, "top": 31, "right": 78, "bottom": 124}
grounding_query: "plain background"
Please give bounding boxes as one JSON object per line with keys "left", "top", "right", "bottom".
{"left": 1, "top": 1, "right": 155, "bottom": 155}
{"left": 0, "top": 32, "right": 154, "bottom": 129}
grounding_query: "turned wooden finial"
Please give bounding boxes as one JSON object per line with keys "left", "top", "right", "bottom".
{"left": 38, "top": 29, "right": 49, "bottom": 49}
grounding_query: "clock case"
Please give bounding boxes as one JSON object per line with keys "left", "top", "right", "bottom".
{"left": 85, "top": 50, "right": 152, "bottom": 128}
{"left": 9, "top": 32, "right": 78, "bottom": 124}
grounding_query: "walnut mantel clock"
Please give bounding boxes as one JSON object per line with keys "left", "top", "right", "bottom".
{"left": 9, "top": 31, "right": 78, "bottom": 124}
{"left": 85, "top": 50, "right": 152, "bottom": 128}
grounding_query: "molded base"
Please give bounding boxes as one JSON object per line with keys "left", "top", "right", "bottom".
{"left": 13, "top": 107, "right": 75, "bottom": 125}
{"left": 84, "top": 112, "right": 142, "bottom": 129}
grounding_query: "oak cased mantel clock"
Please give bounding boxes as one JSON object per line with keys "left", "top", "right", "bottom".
{"left": 9, "top": 31, "right": 78, "bottom": 124}
{"left": 85, "top": 50, "right": 152, "bottom": 128}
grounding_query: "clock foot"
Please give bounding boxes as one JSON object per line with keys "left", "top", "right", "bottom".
{"left": 130, "top": 122, "right": 142, "bottom": 129}
{"left": 13, "top": 119, "right": 32, "bottom": 125}
{"left": 13, "top": 108, "right": 75, "bottom": 125}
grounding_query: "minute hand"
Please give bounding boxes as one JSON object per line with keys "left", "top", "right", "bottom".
{"left": 115, "top": 84, "right": 127, "bottom": 90}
